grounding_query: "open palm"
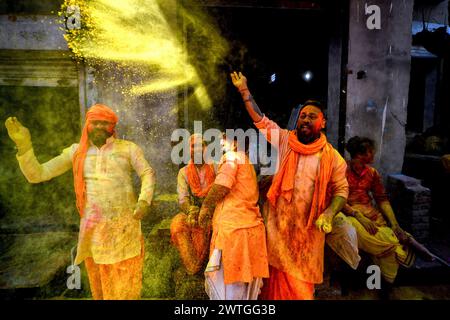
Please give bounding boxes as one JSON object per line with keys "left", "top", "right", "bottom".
{"left": 230, "top": 71, "right": 248, "bottom": 90}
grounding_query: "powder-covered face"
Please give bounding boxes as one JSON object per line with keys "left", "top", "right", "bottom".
{"left": 190, "top": 136, "right": 206, "bottom": 164}
{"left": 358, "top": 147, "right": 375, "bottom": 165}
{"left": 296, "top": 105, "right": 326, "bottom": 142}
{"left": 88, "top": 120, "right": 114, "bottom": 145}
{"left": 220, "top": 137, "right": 237, "bottom": 153}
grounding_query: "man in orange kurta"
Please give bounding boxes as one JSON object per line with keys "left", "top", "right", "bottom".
{"left": 198, "top": 136, "right": 269, "bottom": 299}
{"left": 5, "top": 104, "right": 155, "bottom": 300}
{"left": 231, "top": 72, "right": 349, "bottom": 300}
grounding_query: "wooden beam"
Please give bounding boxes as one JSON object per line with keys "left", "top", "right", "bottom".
{"left": 183, "top": 0, "right": 322, "bottom": 10}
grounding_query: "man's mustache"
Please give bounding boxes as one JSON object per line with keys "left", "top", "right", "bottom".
{"left": 89, "top": 128, "right": 108, "bottom": 135}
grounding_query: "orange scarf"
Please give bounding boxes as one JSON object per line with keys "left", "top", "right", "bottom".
{"left": 186, "top": 161, "right": 215, "bottom": 198}
{"left": 267, "top": 131, "right": 335, "bottom": 228}
{"left": 72, "top": 104, "right": 119, "bottom": 217}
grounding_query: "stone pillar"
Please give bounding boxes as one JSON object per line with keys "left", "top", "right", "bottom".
{"left": 327, "top": 3, "right": 346, "bottom": 148}
{"left": 346, "top": 0, "right": 414, "bottom": 177}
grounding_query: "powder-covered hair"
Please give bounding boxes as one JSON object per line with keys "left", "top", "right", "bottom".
{"left": 345, "top": 136, "right": 375, "bottom": 158}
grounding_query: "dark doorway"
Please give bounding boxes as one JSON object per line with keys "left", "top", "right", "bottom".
{"left": 184, "top": 2, "right": 334, "bottom": 131}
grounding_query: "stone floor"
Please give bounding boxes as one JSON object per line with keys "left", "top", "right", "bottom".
{"left": 316, "top": 234, "right": 450, "bottom": 300}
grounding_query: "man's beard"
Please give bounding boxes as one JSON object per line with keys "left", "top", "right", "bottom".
{"left": 88, "top": 129, "right": 112, "bottom": 146}
{"left": 296, "top": 125, "right": 320, "bottom": 144}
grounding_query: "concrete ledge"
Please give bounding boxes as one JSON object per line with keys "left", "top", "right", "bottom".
{"left": 0, "top": 15, "right": 67, "bottom": 50}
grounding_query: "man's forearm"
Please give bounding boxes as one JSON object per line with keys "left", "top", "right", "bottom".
{"left": 202, "top": 184, "right": 230, "bottom": 210}
{"left": 342, "top": 203, "right": 354, "bottom": 215}
{"left": 379, "top": 201, "right": 399, "bottom": 227}
{"left": 17, "top": 147, "right": 72, "bottom": 184}
{"left": 16, "top": 142, "right": 32, "bottom": 156}
{"left": 326, "top": 196, "right": 347, "bottom": 217}
{"left": 138, "top": 166, "right": 155, "bottom": 205}
{"left": 239, "top": 89, "right": 263, "bottom": 123}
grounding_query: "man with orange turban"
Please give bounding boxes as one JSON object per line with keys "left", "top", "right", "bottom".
{"left": 230, "top": 72, "right": 349, "bottom": 300}
{"left": 170, "top": 133, "right": 215, "bottom": 274}
{"left": 5, "top": 104, "right": 155, "bottom": 300}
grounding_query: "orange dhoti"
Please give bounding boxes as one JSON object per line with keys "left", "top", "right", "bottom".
{"left": 84, "top": 237, "right": 145, "bottom": 300}
{"left": 260, "top": 266, "right": 314, "bottom": 300}
{"left": 170, "top": 213, "right": 210, "bottom": 274}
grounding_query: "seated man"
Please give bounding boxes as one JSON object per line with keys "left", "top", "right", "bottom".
{"left": 342, "top": 136, "right": 435, "bottom": 286}
{"left": 170, "top": 134, "right": 215, "bottom": 274}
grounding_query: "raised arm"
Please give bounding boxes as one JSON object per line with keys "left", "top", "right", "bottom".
{"left": 230, "top": 71, "right": 263, "bottom": 123}
{"left": 5, "top": 117, "right": 74, "bottom": 183}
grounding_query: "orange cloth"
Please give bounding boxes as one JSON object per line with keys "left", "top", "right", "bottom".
{"left": 186, "top": 161, "right": 215, "bottom": 197}
{"left": 85, "top": 236, "right": 145, "bottom": 300}
{"left": 177, "top": 165, "right": 216, "bottom": 206}
{"left": 259, "top": 266, "right": 314, "bottom": 300}
{"left": 211, "top": 150, "right": 269, "bottom": 284}
{"left": 267, "top": 131, "right": 335, "bottom": 228}
{"left": 171, "top": 213, "right": 208, "bottom": 258}
{"left": 73, "top": 104, "right": 119, "bottom": 217}
{"left": 170, "top": 213, "right": 209, "bottom": 273}
{"left": 255, "top": 116, "right": 348, "bottom": 288}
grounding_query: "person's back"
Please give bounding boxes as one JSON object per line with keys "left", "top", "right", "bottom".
{"left": 204, "top": 148, "right": 269, "bottom": 300}
{"left": 213, "top": 150, "right": 262, "bottom": 230}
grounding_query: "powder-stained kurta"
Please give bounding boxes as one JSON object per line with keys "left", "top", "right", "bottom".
{"left": 346, "top": 164, "right": 389, "bottom": 225}
{"left": 177, "top": 165, "right": 214, "bottom": 207}
{"left": 255, "top": 116, "right": 348, "bottom": 284}
{"left": 210, "top": 150, "right": 269, "bottom": 284}
{"left": 17, "top": 136, "right": 155, "bottom": 265}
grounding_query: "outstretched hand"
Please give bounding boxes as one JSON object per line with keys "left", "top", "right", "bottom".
{"left": 230, "top": 71, "right": 248, "bottom": 91}
{"left": 4, "top": 117, "right": 32, "bottom": 154}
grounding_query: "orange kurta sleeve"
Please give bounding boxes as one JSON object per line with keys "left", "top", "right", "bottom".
{"left": 328, "top": 150, "right": 349, "bottom": 199}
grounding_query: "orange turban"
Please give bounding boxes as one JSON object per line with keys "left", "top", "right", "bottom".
{"left": 72, "top": 104, "right": 119, "bottom": 217}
